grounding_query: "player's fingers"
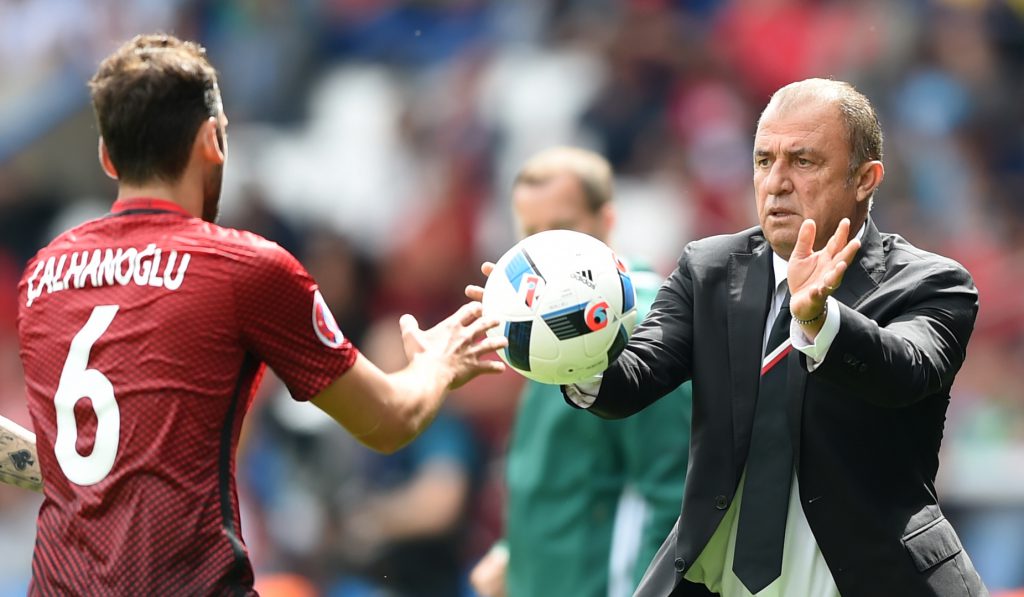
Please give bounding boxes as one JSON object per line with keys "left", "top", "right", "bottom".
{"left": 454, "top": 301, "right": 484, "bottom": 327}
{"left": 474, "top": 359, "right": 507, "bottom": 375}
{"left": 398, "top": 313, "right": 425, "bottom": 353}
{"left": 481, "top": 261, "right": 495, "bottom": 277}
{"left": 792, "top": 219, "right": 816, "bottom": 259}
{"left": 399, "top": 313, "right": 419, "bottom": 335}
{"left": 471, "top": 335, "right": 508, "bottom": 355}
{"left": 466, "top": 316, "right": 502, "bottom": 342}
{"left": 465, "top": 284, "right": 485, "bottom": 302}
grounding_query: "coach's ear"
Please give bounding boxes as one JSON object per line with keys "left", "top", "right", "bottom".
{"left": 98, "top": 138, "right": 118, "bottom": 180}
{"left": 855, "top": 160, "right": 884, "bottom": 204}
{"left": 197, "top": 117, "right": 226, "bottom": 165}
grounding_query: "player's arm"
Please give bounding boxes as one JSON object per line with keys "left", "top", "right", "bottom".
{"left": 236, "top": 242, "right": 506, "bottom": 453}
{"left": 312, "top": 303, "right": 506, "bottom": 453}
{"left": 0, "top": 415, "right": 43, "bottom": 493}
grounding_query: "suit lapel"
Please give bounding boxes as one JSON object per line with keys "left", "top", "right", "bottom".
{"left": 832, "top": 218, "right": 885, "bottom": 309}
{"left": 727, "top": 235, "right": 772, "bottom": 474}
{"left": 789, "top": 218, "right": 885, "bottom": 469}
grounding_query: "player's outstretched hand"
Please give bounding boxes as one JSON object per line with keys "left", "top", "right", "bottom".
{"left": 787, "top": 217, "right": 860, "bottom": 330}
{"left": 464, "top": 261, "right": 495, "bottom": 302}
{"left": 400, "top": 301, "right": 507, "bottom": 390}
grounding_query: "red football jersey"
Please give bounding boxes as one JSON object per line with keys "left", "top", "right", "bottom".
{"left": 16, "top": 198, "right": 358, "bottom": 595}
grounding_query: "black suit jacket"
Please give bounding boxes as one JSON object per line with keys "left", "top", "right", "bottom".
{"left": 583, "top": 220, "right": 987, "bottom": 597}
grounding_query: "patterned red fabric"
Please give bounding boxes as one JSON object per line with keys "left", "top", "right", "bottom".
{"left": 17, "top": 198, "right": 357, "bottom": 596}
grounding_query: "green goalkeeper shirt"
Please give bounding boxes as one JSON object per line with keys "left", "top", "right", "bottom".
{"left": 505, "top": 263, "right": 693, "bottom": 597}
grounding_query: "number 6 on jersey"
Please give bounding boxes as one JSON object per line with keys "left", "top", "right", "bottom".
{"left": 54, "top": 305, "right": 120, "bottom": 486}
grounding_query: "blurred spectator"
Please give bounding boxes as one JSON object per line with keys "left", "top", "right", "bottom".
{"left": 327, "top": 317, "right": 483, "bottom": 597}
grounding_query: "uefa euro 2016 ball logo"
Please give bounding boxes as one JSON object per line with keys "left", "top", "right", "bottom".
{"left": 585, "top": 300, "right": 610, "bottom": 331}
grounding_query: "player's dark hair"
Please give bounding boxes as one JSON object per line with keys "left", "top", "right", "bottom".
{"left": 89, "top": 34, "right": 220, "bottom": 185}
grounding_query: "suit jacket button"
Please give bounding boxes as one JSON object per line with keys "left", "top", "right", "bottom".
{"left": 714, "top": 495, "right": 729, "bottom": 510}
{"left": 859, "top": 363, "right": 868, "bottom": 372}
{"left": 674, "top": 557, "right": 687, "bottom": 572}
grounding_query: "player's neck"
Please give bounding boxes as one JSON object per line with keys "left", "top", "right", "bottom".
{"left": 115, "top": 179, "right": 202, "bottom": 218}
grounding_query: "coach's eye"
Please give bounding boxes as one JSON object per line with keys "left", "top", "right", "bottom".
{"left": 796, "top": 157, "right": 812, "bottom": 167}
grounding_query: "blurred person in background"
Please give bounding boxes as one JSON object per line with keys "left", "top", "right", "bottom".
{"left": 470, "top": 147, "right": 692, "bottom": 597}
{"left": 329, "top": 316, "right": 482, "bottom": 597}
{"left": 13, "top": 33, "right": 505, "bottom": 595}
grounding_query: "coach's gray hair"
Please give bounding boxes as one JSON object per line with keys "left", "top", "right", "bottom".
{"left": 760, "top": 79, "right": 883, "bottom": 207}
{"left": 514, "top": 147, "right": 614, "bottom": 212}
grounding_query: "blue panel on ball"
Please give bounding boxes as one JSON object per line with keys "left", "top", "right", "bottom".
{"left": 505, "top": 320, "right": 533, "bottom": 371}
{"left": 505, "top": 250, "right": 544, "bottom": 291}
{"left": 619, "top": 271, "right": 635, "bottom": 313}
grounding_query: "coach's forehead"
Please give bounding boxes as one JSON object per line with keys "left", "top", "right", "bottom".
{"left": 755, "top": 98, "right": 847, "bottom": 155}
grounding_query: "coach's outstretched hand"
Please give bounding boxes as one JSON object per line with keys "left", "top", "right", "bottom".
{"left": 787, "top": 218, "right": 861, "bottom": 335}
{"left": 401, "top": 301, "right": 507, "bottom": 390}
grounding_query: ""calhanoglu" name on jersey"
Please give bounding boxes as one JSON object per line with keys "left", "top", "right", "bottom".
{"left": 24, "top": 244, "right": 191, "bottom": 307}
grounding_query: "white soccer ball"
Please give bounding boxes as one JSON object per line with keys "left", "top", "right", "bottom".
{"left": 482, "top": 229, "right": 638, "bottom": 385}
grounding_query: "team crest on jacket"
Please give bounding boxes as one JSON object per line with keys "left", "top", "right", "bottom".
{"left": 312, "top": 290, "right": 345, "bottom": 348}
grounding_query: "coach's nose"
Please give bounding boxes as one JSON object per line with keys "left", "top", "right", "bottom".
{"left": 761, "top": 159, "right": 794, "bottom": 196}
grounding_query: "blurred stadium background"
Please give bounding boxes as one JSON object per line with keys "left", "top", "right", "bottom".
{"left": 1, "top": 0, "right": 1023, "bottom": 595}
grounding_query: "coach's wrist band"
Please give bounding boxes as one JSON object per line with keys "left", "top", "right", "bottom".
{"left": 791, "top": 301, "right": 827, "bottom": 325}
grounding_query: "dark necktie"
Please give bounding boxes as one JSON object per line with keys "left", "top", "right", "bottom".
{"left": 733, "top": 291, "right": 794, "bottom": 594}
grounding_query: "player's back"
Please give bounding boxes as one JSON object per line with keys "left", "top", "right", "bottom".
{"left": 17, "top": 199, "right": 355, "bottom": 595}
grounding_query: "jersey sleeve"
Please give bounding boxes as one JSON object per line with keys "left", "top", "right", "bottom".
{"left": 234, "top": 240, "right": 358, "bottom": 401}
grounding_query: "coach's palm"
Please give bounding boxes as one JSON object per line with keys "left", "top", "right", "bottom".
{"left": 787, "top": 218, "right": 860, "bottom": 327}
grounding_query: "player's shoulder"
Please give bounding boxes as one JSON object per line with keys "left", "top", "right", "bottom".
{"left": 195, "top": 221, "right": 284, "bottom": 253}
{"left": 20, "top": 216, "right": 106, "bottom": 283}
{"left": 184, "top": 221, "right": 301, "bottom": 267}
{"left": 32, "top": 215, "right": 108, "bottom": 257}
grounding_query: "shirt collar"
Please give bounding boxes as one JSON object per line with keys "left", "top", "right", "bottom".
{"left": 110, "top": 198, "right": 192, "bottom": 217}
{"left": 771, "top": 221, "right": 867, "bottom": 290}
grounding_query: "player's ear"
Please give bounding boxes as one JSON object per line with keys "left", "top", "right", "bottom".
{"left": 198, "top": 117, "right": 226, "bottom": 165}
{"left": 98, "top": 138, "right": 118, "bottom": 180}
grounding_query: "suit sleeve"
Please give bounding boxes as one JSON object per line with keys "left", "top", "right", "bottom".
{"left": 813, "top": 262, "right": 978, "bottom": 407}
{"left": 584, "top": 246, "right": 697, "bottom": 419}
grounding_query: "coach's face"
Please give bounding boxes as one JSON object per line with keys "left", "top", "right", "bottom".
{"left": 512, "top": 172, "right": 612, "bottom": 244}
{"left": 753, "top": 100, "right": 865, "bottom": 260}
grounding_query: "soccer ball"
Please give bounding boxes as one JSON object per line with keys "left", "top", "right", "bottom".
{"left": 482, "top": 229, "right": 638, "bottom": 385}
